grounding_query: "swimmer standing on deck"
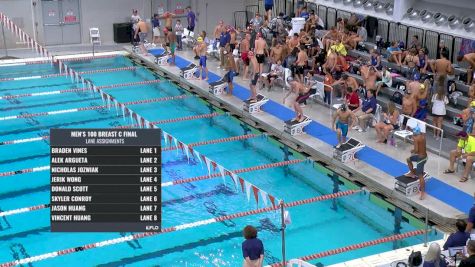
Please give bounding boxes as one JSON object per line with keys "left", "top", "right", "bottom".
{"left": 404, "top": 126, "right": 428, "bottom": 200}
{"left": 332, "top": 104, "right": 356, "bottom": 148}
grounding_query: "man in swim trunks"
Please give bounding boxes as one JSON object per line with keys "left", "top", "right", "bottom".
{"left": 283, "top": 77, "right": 306, "bottom": 122}
{"left": 195, "top": 37, "right": 208, "bottom": 80}
{"left": 240, "top": 33, "right": 251, "bottom": 80}
{"left": 248, "top": 51, "right": 260, "bottom": 102}
{"left": 133, "top": 19, "right": 149, "bottom": 55}
{"left": 294, "top": 45, "right": 308, "bottom": 83}
{"left": 333, "top": 104, "right": 356, "bottom": 148}
{"left": 254, "top": 32, "right": 267, "bottom": 74}
{"left": 404, "top": 126, "right": 427, "bottom": 200}
{"left": 161, "top": 12, "right": 175, "bottom": 31}
{"left": 163, "top": 28, "right": 176, "bottom": 65}
{"left": 223, "top": 50, "right": 237, "bottom": 95}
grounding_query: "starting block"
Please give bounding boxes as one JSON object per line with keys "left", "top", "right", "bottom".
{"left": 243, "top": 94, "right": 269, "bottom": 114}
{"left": 208, "top": 79, "right": 227, "bottom": 96}
{"left": 154, "top": 53, "right": 170, "bottom": 66}
{"left": 180, "top": 63, "right": 199, "bottom": 80}
{"left": 333, "top": 138, "right": 365, "bottom": 163}
{"left": 395, "top": 173, "right": 430, "bottom": 196}
{"left": 284, "top": 116, "right": 312, "bottom": 136}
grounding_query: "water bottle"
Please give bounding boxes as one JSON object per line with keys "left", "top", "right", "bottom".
{"left": 390, "top": 135, "right": 396, "bottom": 147}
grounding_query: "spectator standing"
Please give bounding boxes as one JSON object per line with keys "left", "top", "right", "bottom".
{"left": 218, "top": 27, "right": 231, "bottom": 68}
{"left": 264, "top": 0, "right": 273, "bottom": 20}
{"left": 443, "top": 220, "right": 470, "bottom": 250}
{"left": 466, "top": 192, "right": 475, "bottom": 233}
{"left": 175, "top": 20, "right": 184, "bottom": 50}
{"left": 422, "top": 243, "right": 447, "bottom": 267}
{"left": 151, "top": 14, "right": 161, "bottom": 46}
{"left": 131, "top": 9, "right": 141, "bottom": 43}
{"left": 431, "top": 86, "right": 448, "bottom": 140}
{"left": 186, "top": 6, "right": 196, "bottom": 34}
{"left": 242, "top": 225, "right": 264, "bottom": 267}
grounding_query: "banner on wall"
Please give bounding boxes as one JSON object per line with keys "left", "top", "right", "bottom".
{"left": 175, "top": 2, "right": 184, "bottom": 15}
{"left": 458, "top": 38, "right": 475, "bottom": 58}
{"left": 64, "top": 9, "right": 77, "bottom": 23}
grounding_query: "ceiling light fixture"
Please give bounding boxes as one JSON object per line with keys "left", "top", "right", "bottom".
{"left": 463, "top": 17, "right": 475, "bottom": 32}
{"left": 420, "top": 10, "right": 433, "bottom": 23}
{"left": 433, "top": 13, "right": 447, "bottom": 26}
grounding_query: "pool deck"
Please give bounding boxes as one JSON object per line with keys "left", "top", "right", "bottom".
{"left": 123, "top": 46, "right": 471, "bottom": 228}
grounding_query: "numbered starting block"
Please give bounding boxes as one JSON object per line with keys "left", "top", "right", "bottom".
{"left": 243, "top": 94, "right": 269, "bottom": 114}
{"left": 333, "top": 138, "right": 365, "bottom": 163}
{"left": 209, "top": 79, "right": 227, "bottom": 96}
{"left": 284, "top": 116, "right": 312, "bottom": 136}
{"left": 154, "top": 53, "right": 170, "bottom": 66}
{"left": 180, "top": 63, "right": 199, "bottom": 80}
{"left": 395, "top": 172, "right": 430, "bottom": 196}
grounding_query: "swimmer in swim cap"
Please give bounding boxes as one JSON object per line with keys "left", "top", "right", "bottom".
{"left": 404, "top": 122, "right": 427, "bottom": 200}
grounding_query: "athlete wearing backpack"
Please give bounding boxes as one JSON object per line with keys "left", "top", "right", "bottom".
{"left": 270, "top": 12, "right": 286, "bottom": 43}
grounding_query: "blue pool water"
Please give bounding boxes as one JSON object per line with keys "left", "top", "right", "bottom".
{"left": 0, "top": 56, "right": 438, "bottom": 266}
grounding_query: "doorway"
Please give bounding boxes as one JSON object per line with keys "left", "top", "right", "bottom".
{"left": 41, "top": 0, "right": 81, "bottom": 45}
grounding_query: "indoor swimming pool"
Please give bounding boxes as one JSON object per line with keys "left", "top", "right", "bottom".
{"left": 0, "top": 54, "right": 438, "bottom": 266}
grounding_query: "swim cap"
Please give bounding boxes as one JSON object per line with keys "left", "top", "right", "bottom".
{"left": 419, "top": 83, "right": 425, "bottom": 90}
{"left": 197, "top": 37, "right": 203, "bottom": 42}
{"left": 471, "top": 100, "right": 475, "bottom": 107}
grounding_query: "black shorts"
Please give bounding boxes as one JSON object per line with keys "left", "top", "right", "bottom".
{"left": 296, "top": 66, "right": 305, "bottom": 75}
{"left": 230, "top": 43, "right": 236, "bottom": 51}
{"left": 251, "top": 73, "right": 260, "bottom": 86}
{"left": 187, "top": 26, "right": 195, "bottom": 32}
{"left": 402, "top": 116, "right": 409, "bottom": 127}
{"left": 265, "top": 4, "right": 273, "bottom": 11}
{"left": 256, "top": 54, "right": 265, "bottom": 64}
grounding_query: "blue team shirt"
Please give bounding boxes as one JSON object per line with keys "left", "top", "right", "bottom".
{"left": 151, "top": 18, "right": 160, "bottom": 28}
{"left": 242, "top": 238, "right": 264, "bottom": 260}
{"left": 219, "top": 32, "right": 230, "bottom": 47}
{"left": 468, "top": 204, "right": 475, "bottom": 224}
{"left": 187, "top": 11, "right": 195, "bottom": 27}
{"left": 443, "top": 231, "right": 470, "bottom": 250}
{"left": 301, "top": 11, "right": 310, "bottom": 20}
{"left": 362, "top": 96, "right": 377, "bottom": 114}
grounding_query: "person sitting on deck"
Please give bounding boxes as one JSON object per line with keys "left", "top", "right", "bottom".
{"left": 375, "top": 102, "right": 400, "bottom": 144}
{"left": 444, "top": 131, "right": 475, "bottom": 183}
{"left": 443, "top": 219, "right": 470, "bottom": 250}
{"left": 423, "top": 243, "right": 447, "bottom": 267}
{"left": 352, "top": 89, "right": 377, "bottom": 132}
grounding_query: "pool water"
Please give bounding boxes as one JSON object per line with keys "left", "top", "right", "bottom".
{"left": 0, "top": 55, "right": 438, "bottom": 266}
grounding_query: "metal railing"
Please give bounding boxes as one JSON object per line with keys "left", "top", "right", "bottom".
{"left": 399, "top": 114, "right": 444, "bottom": 156}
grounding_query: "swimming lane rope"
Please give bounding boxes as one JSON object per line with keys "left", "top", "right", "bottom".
{"left": 0, "top": 66, "right": 137, "bottom": 82}
{"left": 0, "top": 93, "right": 187, "bottom": 122}
{"left": 0, "top": 158, "right": 301, "bottom": 217}
{"left": 0, "top": 190, "right": 360, "bottom": 267}
{"left": 267, "top": 229, "right": 428, "bottom": 267}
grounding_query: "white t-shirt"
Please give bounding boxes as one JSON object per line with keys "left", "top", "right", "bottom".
{"left": 431, "top": 95, "right": 449, "bottom": 115}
